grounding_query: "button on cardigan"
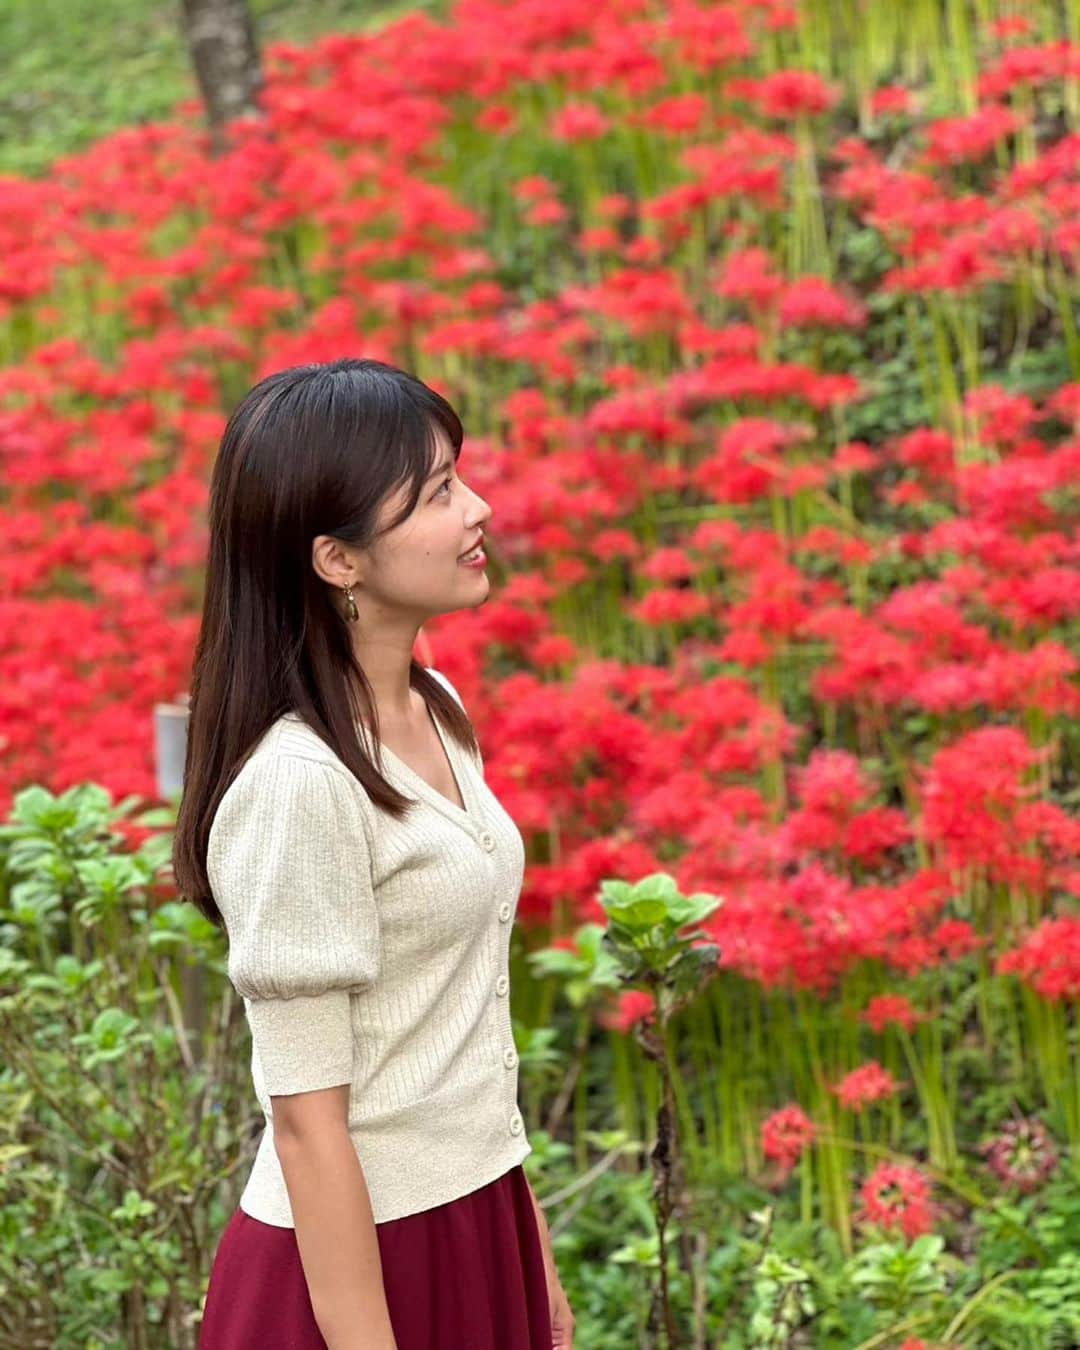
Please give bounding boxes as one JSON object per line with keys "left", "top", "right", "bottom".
{"left": 206, "top": 669, "right": 532, "bottom": 1227}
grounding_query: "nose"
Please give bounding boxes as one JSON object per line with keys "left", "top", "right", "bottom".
{"left": 468, "top": 484, "right": 493, "bottom": 526}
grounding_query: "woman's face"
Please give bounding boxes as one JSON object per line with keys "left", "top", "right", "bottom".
{"left": 362, "top": 427, "right": 493, "bottom": 620}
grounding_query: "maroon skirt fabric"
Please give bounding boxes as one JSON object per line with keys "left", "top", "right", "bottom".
{"left": 198, "top": 1163, "right": 553, "bottom": 1349}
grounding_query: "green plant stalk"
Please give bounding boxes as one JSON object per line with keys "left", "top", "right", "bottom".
{"left": 1066, "top": 0, "right": 1080, "bottom": 128}
{"left": 1051, "top": 255, "right": 1080, "bottom": 378}
{"left": 573, "top": 1051, "right": 590, "bottom": 1172}
{"left": 876, "top": 722, "right": 930, "bottom": 869}
{"left": 926, "top": 294, "right": 964, "bottom": 441}
{"left": 946, "top": 0, "right": 978, "bottom": 116}
{"left": 795, "top": 991, "right": 853, "bottom": 1252}
{"left": 1021, "top": 986, "right": 1080, "bottom": 1146}
{"left": 799, "top": 1147, "right": 814, "bottom": 1227}
{"left": 1000, "top": 973, "right": 1028, "bottom": 1092}
{"left": 666, "top": 1016, "right": 703, "bottom": 1177}
{"left": 913, "top": 0, "right": 944, "bottom": 88}
{"left": 897, "top": 1025, "right": 956, "bottom": 1172}
{"left": 711, "top": 979, "right": 743, "bottom": 1175}
{"left": 943, "top": 1269, "right": 1020, "bottom": 1342}
{"left": 611, "top": 1028, "right": 643, "bottom": 1145}
{"left": 685, "top": 1001, "right": 721, "bottom": 1159}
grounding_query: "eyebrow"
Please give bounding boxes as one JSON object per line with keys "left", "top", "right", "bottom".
{"left": 425, "top": 455, "right": 454, "bottom": 482}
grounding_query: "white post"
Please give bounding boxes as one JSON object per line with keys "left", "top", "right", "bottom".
{"left": 152, "top": 695, "right": 207, "bottom": 1059}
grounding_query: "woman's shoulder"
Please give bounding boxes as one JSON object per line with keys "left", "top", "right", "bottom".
{"left": 234, "top": 667, "right": 469, "bottom": 789}
{"left": 215, "top": 717, "right": 359, "bottom": 822}
{"left": 425, "top": 666, "right": 466, "bottom": 710}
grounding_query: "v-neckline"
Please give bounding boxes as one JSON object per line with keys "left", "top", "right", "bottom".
{"left": 376, "top": 706, "right": 473, "bottom": 825}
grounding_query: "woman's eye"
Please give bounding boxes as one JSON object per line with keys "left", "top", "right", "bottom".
{"left": 434, "top": 476, "right": 453, "bottom": 498}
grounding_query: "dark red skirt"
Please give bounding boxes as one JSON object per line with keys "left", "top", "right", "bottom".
{"left": 198, "top": 1163, "right": 553, "bottom": 1349}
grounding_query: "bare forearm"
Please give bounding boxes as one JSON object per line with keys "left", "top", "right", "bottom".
{"left": 524, "top": 1175, "right": 559, "bottom": 1280}
{"left": 274, "top": 1128, "right": 397, "bottom": 1350}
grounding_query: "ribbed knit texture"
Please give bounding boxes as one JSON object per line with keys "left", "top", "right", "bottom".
{"left": 206, "top": 669, "right": 532, "bottom": 1226}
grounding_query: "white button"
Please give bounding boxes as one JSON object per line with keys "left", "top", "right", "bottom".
{"left": 503, "top": 1047, "right": 518, "bottom": 1069}
{"left": 498, "top": 902, "right": 512, "bottom": 923}
{"left": 495, "top": 974, "right": 509, "bottom": 996}
{"left": 478, "top": 829, "right": 495, "bottom": 851}
{"left": 509, "top": 1112, "right": 524, "bottom": 1136}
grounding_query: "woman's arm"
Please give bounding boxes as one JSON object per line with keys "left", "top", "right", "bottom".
{"left": 274, "top": 1085, "right": 398, "bottom": 1350}
{"left": 523, "top": 1172, "right": 560, "bottom": 1284}
{"left": 525, "top": 1175, "right": 576, "bottom": 1347}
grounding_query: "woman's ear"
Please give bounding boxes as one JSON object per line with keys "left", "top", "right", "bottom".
{"left": 312, "top": 534, "right": 367, "bottom": 590}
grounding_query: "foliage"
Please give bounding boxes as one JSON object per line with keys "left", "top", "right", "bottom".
{"left": 1, "top": 0, "right": 1079, "bottom": 1342}
{"left": 0, "top": 784, "right": 239, "bottom": 1348}
{"left": 0, "top": 0, "right": 438, "bottom": 177}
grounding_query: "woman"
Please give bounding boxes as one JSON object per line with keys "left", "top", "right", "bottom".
{"left": 172, "top": 358, "right": 575, "bottom": 1349}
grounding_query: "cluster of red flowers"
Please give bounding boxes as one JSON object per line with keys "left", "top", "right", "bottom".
{"left": 859, "top": 994, "right": 924, "bottom": 1035}
{"left": 1, "top": 1, "right": 1077, "bottom": 1175}
{"left": 858, "top": 1162, "right": 935, "bottom": 1241}
{"left": 995, "top": 917, "right": 1080, "bottom": 1001}
{"left": 760, "top": 1103, "right": 816, "bottom": 1171}
{"left": 830, "top": 1061, "right": 903, "bottom": 1113}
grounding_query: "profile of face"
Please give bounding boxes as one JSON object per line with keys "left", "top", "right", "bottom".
{"left": 319, "top": 426, "right": 494, "bottom": 626}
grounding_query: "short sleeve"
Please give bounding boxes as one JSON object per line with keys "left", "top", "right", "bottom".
{"left": 207, "top": 752, "right": 380, "bottom": 1096}
{"left": 426, "top": 667, "right": 485, "bottom": 777}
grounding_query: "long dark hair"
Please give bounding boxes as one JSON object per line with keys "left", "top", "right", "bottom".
{"left": 172, "top": 357, "right": 480, "bottom": 929}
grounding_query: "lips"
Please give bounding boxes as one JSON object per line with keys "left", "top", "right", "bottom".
{"left": 458, "top": 535, "right": 485, "bottom": 559}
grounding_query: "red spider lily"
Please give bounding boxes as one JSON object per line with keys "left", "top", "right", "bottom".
{"left": 598, "top": 990, "right": 657, "bottom": 1033}
{"left": 477, "top": 104, "right": 516, "bottom": 133}
{"left": 929, "top": 920, "right": 985, "bottom": 962}
{"left": 681, "top": 130, "right": 793, "bottom": 209}
{"left": 666, "top": 3, "right": 751, "bottom": 73}
{"left": 858, "top": 1163, "right": 935, "bottom": 1240}
{"left": 794, "top": 525, "right": 875, "bottom": 566}
{"left": 777, "top": 276, "right": 867, "bottom": 329}
{"left": 978, "top": 40, "right": 1080, "bottom": 100}
{"left": 924, "top": 105, "right": 1027, "bottom": 165}
{"left": 713, "top": 246, "right": 784, "bottom": 310}
{"left": 870, "top": 86, "right": 915, "bottom": 117}
{"left": 693, "top": 416, "right": 813, "bottom": 504}
{"left": 637, "top": 94, "right": 710, "bottom": 136}
{"left": 831, "top": 1061, "right": 902, "bottom": 1112}
{"left": 726, "top": 71, "right": 841, "bottom": 119}
{"left": 882, "top": 233, "right": 1005, "bottom": 296}
{"left": 782, "top": 749, "right": 910, "bottom": 866}
{"left": 997, "top": 918, "right": 1080, "bottom": 1001}
{"left": 918, "top": 726, "right": 1054, "bottom": 881}
{"left": 988, "top": 16, "right": 1036, "bottom": 40}
{"left": 761, "top": 1104, "right": 816, "bottom": 1170}
{"left": 628, "top": 587, "right": 711, "bottom": 627}
{"left": 639, "top": 547, "right": 699, "bottom": 584}
{"left": 565, "top": 266, "right": 695, "bottom": 337}
{"left": 830, "top": 440, "right": 877, "bottom": 475}
{"left": 513, "top": 175, "right": 560, "bottom": 204}
{"left": 550, "top": 102, "right": 611, "bottom": 142}
{"left": 860, "top": 995, "right": 925, "bottom": 1035}
{"left": 579, "top": 226, "right": 622, "bottom": 253}
{"left": 964, "top": 383, "right": 1039, "bottom": 445}
{"left": 980, "top": 205, "right": 1044, "bottom": 257}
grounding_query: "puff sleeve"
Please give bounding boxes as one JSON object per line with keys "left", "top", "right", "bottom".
{"left": 207, "top": 752, "right": 380, "bottom": 1096}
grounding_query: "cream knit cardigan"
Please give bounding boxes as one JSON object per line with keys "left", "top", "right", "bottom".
{"left": 206, "top": 669, "right": 532, "bottom": 1226}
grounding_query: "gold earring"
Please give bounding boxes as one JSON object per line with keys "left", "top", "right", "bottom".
{"left": 342, "top": 582, "right": 359, "bottom": 623}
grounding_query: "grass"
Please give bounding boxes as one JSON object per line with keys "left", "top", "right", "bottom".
{"left": 0, "top": 0, "right": 441, "bottom": 178}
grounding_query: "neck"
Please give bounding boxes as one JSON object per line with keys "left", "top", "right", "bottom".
{"left": 348, "top": 625, "right": 423, "bottom": 729}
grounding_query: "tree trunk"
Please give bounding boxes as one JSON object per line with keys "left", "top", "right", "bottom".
{"left": 180, "top": 0, "right": 263, "bottom": 156}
